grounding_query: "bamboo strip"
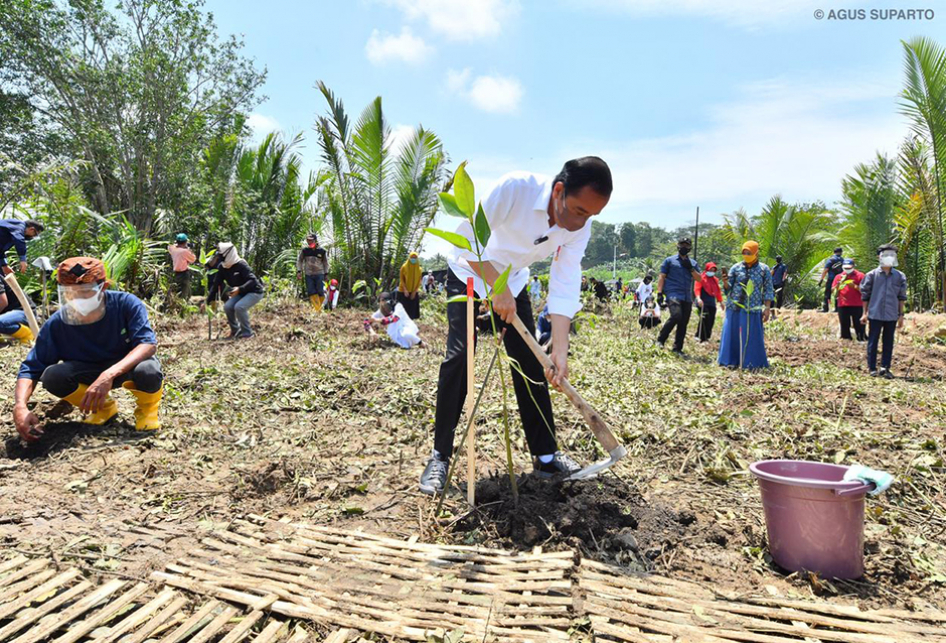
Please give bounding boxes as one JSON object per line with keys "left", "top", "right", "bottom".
{"left": 94, "top": 588, "right": 178, "bottom": 643}
{"left": 0, "top": 581, "right": 94, "bottom": 641}
{"left": 50, "top": 582, "right": 151, "bottom": 643}
{"left": 0, "top": 558, "right": 49, "bottom": 589}
{"left": 186, "top": 605, "right": 240, "bottom": 643}
{"left": 0, "top": 568, "right": 58, "bottom": 605}
{"left": 0, "top": 569, "right": 81, "bottom": 621}
{"left": 10, "top": 578, "right": 127, "bottom": 643}
{"left": 118, "top": 594, "right": 190, "bottom": 643}
{"left": 249, "top": 618, "right": 288, "bottom": 643}
{"left": 154, "top": 600, "right": 222, "bottom": 643}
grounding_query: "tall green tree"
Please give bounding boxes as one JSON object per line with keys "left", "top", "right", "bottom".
{"left": 0, "top": 0, "right": 265, "bottom": 233}
{"left": 314, "top": 82, "right": 448, "bottom": 293}
{"left": 837, "top": 154, "right": 899, "bottom": 266}
{"left": 900, "top": 36, "right": 946, "bottom": 305}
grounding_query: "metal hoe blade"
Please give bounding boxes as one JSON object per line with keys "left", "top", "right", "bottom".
{"left": 566, "top": 445, "right": 628, "bottom": 481}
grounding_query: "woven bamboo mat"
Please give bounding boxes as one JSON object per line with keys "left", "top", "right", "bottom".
{"left": 0, "top": 554, "right": 327, "bottom": 643}
{"left": 151, "top": 515, "right": 575, "bottom": 642}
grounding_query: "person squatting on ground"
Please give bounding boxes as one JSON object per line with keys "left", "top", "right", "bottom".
{"left": 0, "top": 274, "right": 36, "bottom": 345}
{"left": 12, "top": 257, "right": 163, "bottom": 441}
{"left": 832, "top": 258, "right": 865, "bottom": 342}
{"left": 819, "top": 247, "right": 845, "bottom": 313}
{"left": 297, "top": 234, "right": 329, "bottom": 311}
{"left": 771, "top": 255, "right": 788, "bottom": 309}
{"left": 420, "top": 157, "right": 613, "bottom": 495}
{"left": 639, "top": 296, "right": 661, "bottom": 329}
{"left": 656, "top": 237, "right": 702, "bottom": 353}
{"left": 0, "top": 218, "right": 43, "bottom": 275}
{"left": 861, "top": 244, "right": 907, "bottom": 378}
{"left": 398, "top": 252, "right": 423, "bottom": 320}
{"left": 364, "top": 292, "right": 422, "bottom": 349}
{"left": 718, "top": 241, "right": 774, "bottom": 370}
{"left": 694, "top": 261, "right": 724, "bottom": 342}
{"left": 326, "top": 279, "right": 339, "bottom": 311}
{"left": 167, "top": 233, "right": 197, "bottom": 300}
{"left": 207, "top": 243, "right": 264, "bottom": 339}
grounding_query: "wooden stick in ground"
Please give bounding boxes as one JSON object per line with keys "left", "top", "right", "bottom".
{"left": 3, "top": 273, "right": 40, "bottom": 338}
{"left": 466, "top": 277, "right": 475, "bottom": 506}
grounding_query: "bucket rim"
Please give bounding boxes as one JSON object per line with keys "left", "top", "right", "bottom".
{"left": 749, "top": 459, "right": 866, "bottom": 492}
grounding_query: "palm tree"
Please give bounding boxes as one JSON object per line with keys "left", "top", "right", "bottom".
{"left": 314, "top": 81, "right": 448, "bottom": 294}
{"left": 900, "top": 36, "right": 946, "bottom": 306}
{"left": 896, "top": 137, "right": 941, "bottom": 310}
{"left": 837, "top": 154, "right": 900, "bottom": 266}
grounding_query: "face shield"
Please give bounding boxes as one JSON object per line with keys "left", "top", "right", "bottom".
{"left": 879, "top": 251, "right": 898, "bottom": 268}
{"left": 58, "top": 282, "right": 106, "bottom": 325}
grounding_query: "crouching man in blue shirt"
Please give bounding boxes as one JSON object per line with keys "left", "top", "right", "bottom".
{"left": 12, "top": 257, "right": 163, "bottom": 442}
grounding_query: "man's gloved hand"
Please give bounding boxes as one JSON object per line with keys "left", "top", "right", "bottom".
{"left": 657, "top": 292, "right": 666, "bottom": 306}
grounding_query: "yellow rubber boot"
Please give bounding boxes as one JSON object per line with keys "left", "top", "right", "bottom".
{"left": 316, "top": 295, "right": 325, "bottom": 312}
{"left": 122, "top": 381, "right": 162, "bottom": 431}
{"left": 10, "top": 325, "right": 34, "bottom": 346}
{"left": 309, "top": 294, "right": 320, "bottom": 311}
{"left": 62, "top": 384, "right": 118, "bottom": 425}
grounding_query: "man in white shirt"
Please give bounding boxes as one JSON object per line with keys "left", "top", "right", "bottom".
{"left": 529, "top": 276, "right": 542, "bottom": 306}
{"left": 635, "top": 275, "right": 653, "bottom": 302}
{"left": 420, "top": 157, "right": 613, "bottom": 495}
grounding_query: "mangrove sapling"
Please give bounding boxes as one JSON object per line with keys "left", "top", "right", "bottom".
{"left": 426, "top": 162, "right": 520, "bottom": 505}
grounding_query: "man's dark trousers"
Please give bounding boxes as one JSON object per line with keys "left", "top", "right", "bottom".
{"left": 658, "top": 298, "right": 692, "bottom": 351}
{"left": 866, "top": 319, "right": 897, "bottom": 371}
{"left": 838, "top": 306, "right": 865, "bottom": 341}
{"left": 822, "top": 280, "right": 835, "bottom": 312}
{"left": 433, "top": 271, "right": 557, "bottom": 459}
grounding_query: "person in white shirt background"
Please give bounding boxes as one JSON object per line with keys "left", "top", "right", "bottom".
{"left": 635, "top": 274, "right": 653, "bottom": 303}
{"left": 529, "top": 276, "right": 543, "bottom": 308}
{"left": 420, "top": 157, "right": 613, "bottom": 495}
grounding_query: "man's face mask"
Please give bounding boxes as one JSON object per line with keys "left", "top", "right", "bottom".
{"left": 59, "top": 282, "right": 106, "bottom": 325}
{"left": 677, "top": 245, "right": 691, "bottom": 256}
{"left": 843, "top": 266, "right": 855, "bottom": 274}
{"left": 880, "top": 251, "right": 898, "bottom": 267}
{"left": 706, "top": 271, "right": 716, "bottom": 278}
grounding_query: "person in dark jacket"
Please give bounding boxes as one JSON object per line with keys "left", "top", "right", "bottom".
{"left": 206, "top": 242, "right": 264, "bottom": 339}
{"left": 0, "top": 219, "right": 44, "bottom": 275}
{"left": 296, "top": 234, "right": 329, "bottom": 311}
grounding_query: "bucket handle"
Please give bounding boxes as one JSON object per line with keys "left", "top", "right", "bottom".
{"left": 835, "top": 482, "right": 875, "bottom": 497}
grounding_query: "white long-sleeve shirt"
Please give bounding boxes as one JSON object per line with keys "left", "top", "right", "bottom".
{"left": 447, "top": 172, "right": 591, "bottom": 319}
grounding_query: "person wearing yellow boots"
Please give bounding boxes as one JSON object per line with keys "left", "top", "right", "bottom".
{"left": 12, "top": 257, "right": 163, "bottom": 442}
{"left": 296, "top": 233, "right": 329, "bottom": 311}
{"left": 0, "top": 276, "right": 35, "bottom": 345}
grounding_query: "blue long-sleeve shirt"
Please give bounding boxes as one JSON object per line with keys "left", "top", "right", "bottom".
{"left": 860, "top": 268, "right": 907, "bottom": 322}
{"left": 0, "top": 220, "right": 29, "bottom": 267}
{"left": 725, "top": 261, "right": 775, "bottom": 311}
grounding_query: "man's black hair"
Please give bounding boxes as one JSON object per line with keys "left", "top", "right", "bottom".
{"left": 554, "top": 156, "right": 612, "bottom": 197}
{"left": 775, "top": 255, "right": 783, "bottom": 262}
{"left": 834, "top": 246, "right": 843, "bottom": 254}
{"left": 877, "top": 243, "right": 898, "bottom": 254}
{"left": 25, "top": 219, "right": 44, "bottom": 233}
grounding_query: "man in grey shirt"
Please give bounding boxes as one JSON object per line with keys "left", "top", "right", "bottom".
{"left": 860, "top": 244, "right": 907, "bottom": 378}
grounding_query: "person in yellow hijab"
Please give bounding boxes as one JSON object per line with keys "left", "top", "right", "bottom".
{"left": 718, "top": 240, "right": 775, "bottom": 369}
{"left": 398, "top": 251, "right": 423, "bottom": 320}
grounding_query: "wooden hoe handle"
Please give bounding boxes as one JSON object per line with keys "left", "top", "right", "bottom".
{"left": 509, "top": 314, "right": 620, "bottom": 453}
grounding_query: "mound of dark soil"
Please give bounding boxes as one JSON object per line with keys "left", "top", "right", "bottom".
{"left": 457, "top": 474, "right": 695, "bottom": 570}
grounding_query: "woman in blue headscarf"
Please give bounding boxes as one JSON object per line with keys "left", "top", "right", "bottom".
{"left": 718, "top": 241, "right": 774, "bottom": 369}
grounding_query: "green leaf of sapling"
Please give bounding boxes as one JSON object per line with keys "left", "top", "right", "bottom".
{"left": 425, "top": 227, "right": 472, "bottom": 252}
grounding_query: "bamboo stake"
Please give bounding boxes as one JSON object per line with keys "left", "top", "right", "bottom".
{"left": 465, "top": 277, "right": 475, "bottom": 506}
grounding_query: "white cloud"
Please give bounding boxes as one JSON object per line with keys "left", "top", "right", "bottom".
{"left": 245, "top": 113, "right": 281, "bottom": 141}
{"left": 382, "top": 0, "right": 519, "bottom": 41}
{"left": 572, "top": 0, "right": 822, "bottom": 29}
{"left": 445, "top": 68, "right": 524, "bottom": 114}
{"left": 387, "top": 124, "right": 416, "bottom": 154}
{"left": 560, "top": 75, "right": 907, "bottom": 228}
{"left": 365, "top": 27, "right": 434, "bottom": 65}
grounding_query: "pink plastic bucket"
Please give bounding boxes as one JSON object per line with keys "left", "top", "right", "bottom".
{"left": 749, "top": 460, "right": 873, "bottom": 579}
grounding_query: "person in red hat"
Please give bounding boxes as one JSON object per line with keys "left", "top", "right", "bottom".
{"left": 12, "top": 257, "right": 163, "bottom": 442}
{"left": 694, "top": 261, "right": 725, "bottom": 342}
{"left": 325, "top": 278, "right": 340, "bottom": 311}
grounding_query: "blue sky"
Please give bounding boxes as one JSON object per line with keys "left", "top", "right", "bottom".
{"left": 203, "top": 0, "right": 942, "bottom": 256}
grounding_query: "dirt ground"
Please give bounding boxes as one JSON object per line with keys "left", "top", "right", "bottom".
{"left": 0, "top": 297, "right": 944, "bottom": 619}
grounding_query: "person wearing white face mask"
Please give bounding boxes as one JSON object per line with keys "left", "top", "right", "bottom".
{"left": 860, "top": 245, "right": 908, "bottom": 378}
{"left": 12, "top": 257, "right": 163, "bottom": 442}
{"left": 831, "top": 258, "right": 866, "bottom": 341}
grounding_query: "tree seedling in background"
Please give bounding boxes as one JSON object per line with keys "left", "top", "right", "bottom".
{"left": 426, "top": 162, "right": 519, "bottom": 507}
{"left": 731, "top": 278, "right": 759, "bottom": 370}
